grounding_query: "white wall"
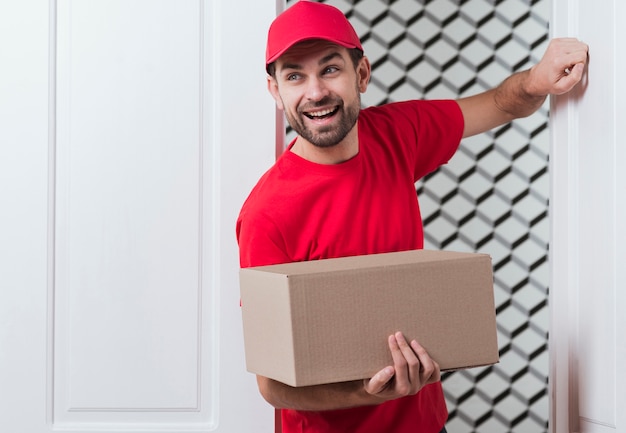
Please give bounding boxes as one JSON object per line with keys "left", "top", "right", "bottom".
{"left": 550, "top": 1, "right": 625, "bottom": 433}
{"left": 0, "top": 1, "right": 276, "bottom": 432}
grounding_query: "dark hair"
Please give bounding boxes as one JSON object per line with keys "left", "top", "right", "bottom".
{"left": 267, "top": 47, "right": 364, "bottom": 77}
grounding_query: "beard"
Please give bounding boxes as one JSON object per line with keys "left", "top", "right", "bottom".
{"left": 285, "top": 93, "right": 361, "bottom": 148}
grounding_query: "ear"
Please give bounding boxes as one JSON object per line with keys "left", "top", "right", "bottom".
{"left": 267, "top": 76, "right": 284, "bottom": 111}
{"left": 356, "top": 56, "right": 371, "bottom": 93}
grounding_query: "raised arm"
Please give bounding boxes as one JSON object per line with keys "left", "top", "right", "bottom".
{"left": 458, "top": 38, "right": 589, "bottom": 138}
{"left": 257, "top": 333, "right": 441, "bottom": 411}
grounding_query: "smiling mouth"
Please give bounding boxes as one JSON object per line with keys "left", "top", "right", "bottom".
{"left": 304, "top": 106, "right": 339, "bottom": 120}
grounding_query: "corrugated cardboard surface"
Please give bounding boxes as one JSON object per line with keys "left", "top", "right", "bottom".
{"left": 240, "top": 249, "right": 498, "bottom": 387}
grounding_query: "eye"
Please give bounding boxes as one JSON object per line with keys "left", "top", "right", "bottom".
{"left": 323, "top": 66, "right": 339, "bottom": 75}
{"left": 286, "top": 73, "right": 301, "bottom": 81}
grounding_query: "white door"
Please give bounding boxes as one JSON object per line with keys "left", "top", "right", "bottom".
{"left": 550, "top": 1, "right": 626, "bottom": 433}
{"left": 0, "top": 1, "right": 276, "bottom": 432}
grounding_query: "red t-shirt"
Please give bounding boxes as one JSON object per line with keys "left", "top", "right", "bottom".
{"left": 237, "top": 99, "right": 464, "bottom": 433}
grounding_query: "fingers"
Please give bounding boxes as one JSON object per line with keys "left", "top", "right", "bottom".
{"left": 530, "top": 37, "right": 588, "bottom": 96}
{"left": 558, "top": 43, "right": 588, "bottom": 74}
{"left": 388, "top": 332, "right": 415, "bottom": 390}
{"left": 551, "top": 38, "right": 589, "bottom": 91}
{"left": 363, "top": 332, "right": 441, "bottom": 402}
{"left": 388, "top": 332, "right": 440, "bottom": 394}
{"left": 550, "top": 37, "right": 588, "bottom": 60}
{"left": 410, "top": 339, "right": 441, "bottom": 384}
{"left": 394, "top": 333, "right": 440, "bottom": 388}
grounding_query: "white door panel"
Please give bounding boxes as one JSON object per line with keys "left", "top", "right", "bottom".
{"left": 0, "top": 0, "right": 276, "bottom": 432}
{"left": 54, "top": 0, "right": 205, "bottom": 422}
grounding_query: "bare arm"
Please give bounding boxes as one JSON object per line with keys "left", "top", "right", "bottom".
{"left": 458, "top": 38, "right": 589, "bottom": 138}
{"left": 257, "top": 333, "right": 441, "bottom": 411}
{"left": 256, "top": 376, "right": 370, "bottom": 411}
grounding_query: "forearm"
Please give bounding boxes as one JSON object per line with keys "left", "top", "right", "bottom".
{"left": 257, "top": 375, "right": 381, "bottom": 411}
{"left": 256, "top": 334, "right": 441, "bottom": 411}
{"left": 458, "top": 69, "right": 546, "bottom": 138}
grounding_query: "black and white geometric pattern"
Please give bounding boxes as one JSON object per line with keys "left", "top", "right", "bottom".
{"left": 283, "top": 1, "right": 550, "bottom": 431}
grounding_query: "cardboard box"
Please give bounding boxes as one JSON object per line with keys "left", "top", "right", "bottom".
{"left": 240, "top": 249, "right": 498, "bottom": 387}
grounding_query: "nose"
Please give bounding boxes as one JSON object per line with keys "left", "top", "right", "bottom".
{"left": 304, "top": 76, "right": 329, "bottom": 102}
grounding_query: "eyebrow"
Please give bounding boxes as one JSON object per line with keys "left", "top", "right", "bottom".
{"left": 280, "top": 51, "right": 344, "bottom": 72}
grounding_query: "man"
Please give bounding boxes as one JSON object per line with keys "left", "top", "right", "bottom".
{"left": 236, "top": 1, "right": 588, "bottom": 432}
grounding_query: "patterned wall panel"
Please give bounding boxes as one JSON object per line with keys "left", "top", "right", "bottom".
{"left": 283, "top": 1, "right": 550, "bottom": 432}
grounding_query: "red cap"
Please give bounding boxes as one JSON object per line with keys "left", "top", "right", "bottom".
{"left": 266, "top": 1, "right": 363, "bottom": 69}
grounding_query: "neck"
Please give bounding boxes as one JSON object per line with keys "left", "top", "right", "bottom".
{"left": 290, "top": 125, "right": 359, "bottom": 165}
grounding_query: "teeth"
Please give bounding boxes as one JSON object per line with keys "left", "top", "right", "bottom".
{"left": 307, "top": 108, "right": 335, "bottom": 117}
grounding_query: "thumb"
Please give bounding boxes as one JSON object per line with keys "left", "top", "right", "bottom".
{"left": 364, "top": 366, "right": 395, "bottom": 394}
{"left": 554, "top": 63, "right": 585, "bottom": 95}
